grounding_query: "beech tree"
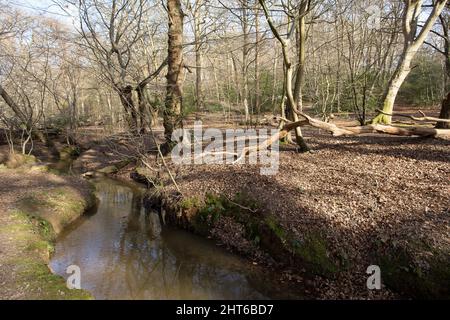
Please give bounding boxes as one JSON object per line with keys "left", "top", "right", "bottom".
{"left": 372, "top": 0, "right": 448, "bottom": 124}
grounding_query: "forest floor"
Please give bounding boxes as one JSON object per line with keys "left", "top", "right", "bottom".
{"left": 70, "top": 107, "right": 449, "bottom": 299}
{"left": 146, "top": 132, "right": 448, "bottom": 299}
{"left": 0, "top": 106, "right": 447, "bottom": 300}
{"left": 0, "top": 148, "right": 94, "bottom": 299}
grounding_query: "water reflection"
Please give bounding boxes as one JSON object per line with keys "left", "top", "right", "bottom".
{"left": 50, "top": 178, "right": 303, "bottom": 300}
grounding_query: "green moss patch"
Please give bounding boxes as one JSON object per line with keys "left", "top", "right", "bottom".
{"left": 17, "top": 186, "right": 95, "bottom": 234}
{"left": 292, "top": 232, "right": 339, "bottom": 276}
{"left": 59, "top": 146, "right": 81, "bottom": 160}
{"left": 175, "top": 192, "right": 339, "bottom": 278}
{"left": 5, "top": 154, "right": 37, "bottom": 169}
{"left": 14, "top": 258, "right": 92, "bottom": 300}
{"left": 376, "top": 240, "right": 450, "bottom": 299}
{"left": 3, "top": 209, "right": 93, "bottom": 299}
{"left": 180, "top": 196, "right": 201, "bottom": 210}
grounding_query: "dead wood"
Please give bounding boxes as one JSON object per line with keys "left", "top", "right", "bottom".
{"left": 376, "top": 109, "right": 450, "bottom": 124}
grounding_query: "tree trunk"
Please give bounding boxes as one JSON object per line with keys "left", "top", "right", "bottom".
{"left": 293, "top": 1, "right": 308, "bottom": 112}
{"left": 436, "top": 17, "right": 450, "bottom": 129}
{"left": 271, "top": 47, "right": 278, "bottom": 108}
{"left": 291, "top": 3, "right": 309, "bottom": 151}
{"left": 231, "top": 54, "right": 240, "bottom": 106}
{"left": 373, "top": 49, "right": 415, "bottom": 124}
{"left": 242, "top": 1, "right": 250, "bottom": 124}
{"left": 118, "top": 85, "right": 138, "bottom": 133}
{"left": 436, "top": 91, "right": 450, "bottom": 129}
{"left": 0, "top": 84, "right": 27, "bottom": 125}
{"left": 286, "top": 60, "right": 309, "bottom": 152}
{"left": 254, "top": 3, "right": 261, "bottom": 124}
{"left": 137, "top": 87, "right": 147, "bottom": 133}
{"left": 195, "top": 47, "right": 203, "bottom": 111}
{"left": 163, "top": 0, "right": 184, "bottom": 153}
{"left": 107, "top": 95, "right": 115, "bottom": 126}
{"left": 259, "top": 0, "right": 309, "bottom": 152}
{"left": 373, "top": 0, "right": 448, "bottom": 124}
{"left": 193, "top": 1, "right": 204, "bottom": 111}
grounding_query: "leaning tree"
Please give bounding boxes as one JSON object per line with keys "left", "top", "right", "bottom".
{"left": 239, "top": 0, "right": 450, "bottom": 160}
{"left": 372, "top": 0, "right": 448, "bottom": 124}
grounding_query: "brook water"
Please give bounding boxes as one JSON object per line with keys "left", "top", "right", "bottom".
{"left": 50, "top": 178, "right": 305, "bottom": 299}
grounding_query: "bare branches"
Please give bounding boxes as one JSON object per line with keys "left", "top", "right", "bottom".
{"left": 137, "top": 57, "right": 168, "bottom": 91}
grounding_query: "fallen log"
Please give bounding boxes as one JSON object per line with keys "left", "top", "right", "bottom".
{"left": 376, "top": 109, "right": 450, "bottom": 124}
{"left": 193, "top": 112, "right": 450, "bottom": 163}
{"left": 295, "top": 111, "right": 450, "bottom": 139}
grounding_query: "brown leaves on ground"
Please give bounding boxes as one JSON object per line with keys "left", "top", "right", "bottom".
{"left": 153, "top": 130, "right": 449, "bottom": 299}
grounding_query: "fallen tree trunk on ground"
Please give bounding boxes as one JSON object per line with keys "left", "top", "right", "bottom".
{"left": 195, "top": 112, "right": 450, "bottom": 163}
{"left": 295, "top": 111, "right": 450, "bottom": 139}
{"left": 376, "top": 109, "right": 450, "bottom": 124}
{"left": 233, "top": 112, "right": 450, "bottom": 159}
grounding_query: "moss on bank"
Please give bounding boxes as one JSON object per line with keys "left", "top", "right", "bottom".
{"left": 5, "top": 154, "right": 37, "bottom": 169}
{"left": 4, "top": 208, "right": 93, "bottom": 299}
{"left": 59, "top": 145, "right": 81, "bottom": 160}
{"left": 145, "top": 190, "right": 449, "bottom": 298}
{"left": 376, "top": 239, "right": 450, "bottom": 299}
{"left": 146, "top": 191, "right": 339, "bottom": 278}
{"left": 17, "top": 185, "right": 95, "bottom": 234}
{"left": 0, "top": 167, "right": 95, "bottom": 299}
{"left": 16, "top": 258, "right": 92, "bottom": 300}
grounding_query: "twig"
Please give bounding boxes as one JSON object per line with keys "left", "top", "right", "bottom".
{"left": 147, "top": 126, "right": 183, "bottom": 195}
{"left": 223, "top": 194, "right": 258, "bottom": 213}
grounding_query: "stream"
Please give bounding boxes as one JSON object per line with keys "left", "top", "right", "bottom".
{"left": 50, "top": 177, "right": 305, "bottom": 300}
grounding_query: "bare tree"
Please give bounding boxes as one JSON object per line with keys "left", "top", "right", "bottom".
{"left": 186, "top": 0, "right": 207, "bottom": 111}
{"left": 74, "top": 0, "right": 166, "bottom": 133}
{"left": 372, "top": 0, "right": 448, "bottom": 124}
{"left": 259, "top": 0, "right": 309, "bottom": 151}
